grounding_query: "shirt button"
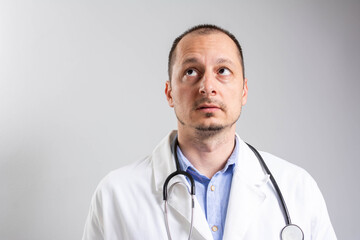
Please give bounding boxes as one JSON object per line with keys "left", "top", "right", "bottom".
{"left": 210, "top": 185, "right": 215, "bottom": 191}
{"left": 211, "top": 225, "right": 218, "bottom": 232}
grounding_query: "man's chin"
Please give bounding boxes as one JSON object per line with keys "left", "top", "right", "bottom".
{"left": 195, "top": 125, "right": 224, "bottom": 132}
{"left": 193, "top": 124, "right": 225, "bottom": 138}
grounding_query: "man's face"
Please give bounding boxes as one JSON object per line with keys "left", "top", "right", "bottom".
{"left": 165, "top": 31, "right": 248, "bottom": 133}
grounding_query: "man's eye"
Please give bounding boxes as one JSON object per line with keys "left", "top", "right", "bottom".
{"left": 185, "top": 69, "right": 197, "bottom": 76}
{"left": 218, "top": 68, "right": 231, "bottom": 76}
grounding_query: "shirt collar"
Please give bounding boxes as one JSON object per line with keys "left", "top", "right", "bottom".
{"left": 176, "top": 136, "right": 239, "bottom": 177}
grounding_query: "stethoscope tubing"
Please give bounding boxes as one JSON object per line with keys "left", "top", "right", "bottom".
{"left": 163, "top": 136, "right": 303, "bottom": 240}
{"left": 246, "top": 143, "right": 292, "bottom": 225}
{"left": 163, "top": 137, "right": 196, "bottom": 240}
{"left": 163, "top": 170, "right": 195, "bottom": 200}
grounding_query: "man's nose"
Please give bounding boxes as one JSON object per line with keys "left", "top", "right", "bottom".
{"left": 199, "top": 72, "right": 217, "bottom": 96}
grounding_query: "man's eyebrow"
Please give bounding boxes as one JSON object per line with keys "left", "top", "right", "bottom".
{"left": 181, "top": 57, "right": 200, "bottom": 65}
{"left": 181, "top": 57, "right": 236, "bottom": 66}
{"left": 216, "top": 58, "right": 235, "bottom": 66}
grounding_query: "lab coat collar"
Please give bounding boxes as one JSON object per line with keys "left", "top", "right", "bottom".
{"left": 152, "top": 130, "right": 177, "bottom": 193}
{"left": 151, "top": 130, "right": 213, "bottom": 239}
{"left": 152, "top": 131, "right": 269, "bottom": 191}
{"left": 151, "top": 131, "right": 270, "bottom": 240}
{"left": 222, "top": 135, "right": 270, "bottom": 240}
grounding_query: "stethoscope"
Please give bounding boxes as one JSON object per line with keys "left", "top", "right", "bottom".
{"left": 163, "top": 136, "right": 304, "bottom": 240}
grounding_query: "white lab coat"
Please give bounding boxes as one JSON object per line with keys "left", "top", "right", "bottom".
{"left": 82, "top": 131, "right": 336, "bottom": 240}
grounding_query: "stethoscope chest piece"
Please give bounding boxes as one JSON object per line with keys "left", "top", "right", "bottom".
{"left": 281, "top": 224, "right": 304, "bottom": 240}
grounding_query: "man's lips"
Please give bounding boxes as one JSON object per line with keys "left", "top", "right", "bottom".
{"left": 193, "top": 98, "right": 225, "bottom": 112}
{"left": 196, "top": 104, "right": 221, "bottom": 112}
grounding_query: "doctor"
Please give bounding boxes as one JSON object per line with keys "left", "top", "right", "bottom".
{"left": 82, "top": 24, "right": 336, "bottom": 240}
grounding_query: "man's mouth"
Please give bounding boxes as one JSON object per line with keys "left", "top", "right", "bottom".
{"left": 196, "top": 104, "right": 221, "bottom": 112}
{"left": 193, "top": 98, "right": 225, "bottom": 113}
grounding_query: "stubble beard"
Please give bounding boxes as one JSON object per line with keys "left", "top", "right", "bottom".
{"left": 175, "top": 107, "right": 242, "bottom": 139}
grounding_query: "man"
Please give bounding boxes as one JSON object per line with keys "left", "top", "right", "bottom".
{"left": 82, "top": 24, "right": 336, "bottom": 240}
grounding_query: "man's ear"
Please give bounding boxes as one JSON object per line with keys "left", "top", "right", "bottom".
{"left": 241, "top": 78, "right": 248, "bottom": 106}
{"left": 165, "top": 81, "right": 174, "bottom": 107}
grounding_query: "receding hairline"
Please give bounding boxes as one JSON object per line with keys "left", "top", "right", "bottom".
{"left": 175, "top": 30, "right": 242, "bottom": 64}
{"left": 168, "top": 25, "right": 245, "bottom": 81}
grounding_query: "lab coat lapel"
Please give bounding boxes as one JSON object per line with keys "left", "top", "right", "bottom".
{"left": 166, "top": 175, "right": 213, "bottom": 240}
{"left": 152, "top": 131, "right": 213, "bottom": 240}
{"left": 223, "top": 138, "right": 270, "bottom": 240}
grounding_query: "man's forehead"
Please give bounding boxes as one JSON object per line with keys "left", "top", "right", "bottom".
{"left": 175, "top": 31, "right": 241, "bottom": 64}
{"left": 178, "top": 30, "right": 235, "bottom": 48}
{"left": 180, "top": 57, "right": 238, "bottom": 68}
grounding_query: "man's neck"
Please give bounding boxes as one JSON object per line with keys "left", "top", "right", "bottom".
{"left": 177, "top": 127, "right": 236, "bottom": 179}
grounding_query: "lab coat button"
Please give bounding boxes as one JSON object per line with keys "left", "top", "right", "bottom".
{"left": 211, "top": 225, "right": 218, "bottom": 232}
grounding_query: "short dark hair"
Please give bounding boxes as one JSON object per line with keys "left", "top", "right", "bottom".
{"left": 168, "top": 24, "right": 245, "bottom": 81}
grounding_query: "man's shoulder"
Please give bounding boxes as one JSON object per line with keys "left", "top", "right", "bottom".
{"left": 259, "top": 151, "right": 306, "bottom": 172}
{"left": 259, "top": 151, "right": 317, "bottom": 186}
{"left": 95, "top": 156, "right": 153, "bottom": 193}
{"left": 93, "top": 131, "right": 175, "bottom": 196}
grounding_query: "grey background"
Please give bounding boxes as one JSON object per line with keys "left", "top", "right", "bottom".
{"left": 1, "top": 0, "right": 359, "bottom": 239}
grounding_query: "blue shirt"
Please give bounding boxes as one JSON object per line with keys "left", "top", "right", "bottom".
{"left": 176, "top": 137, "right": 238, "bottom": 240}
